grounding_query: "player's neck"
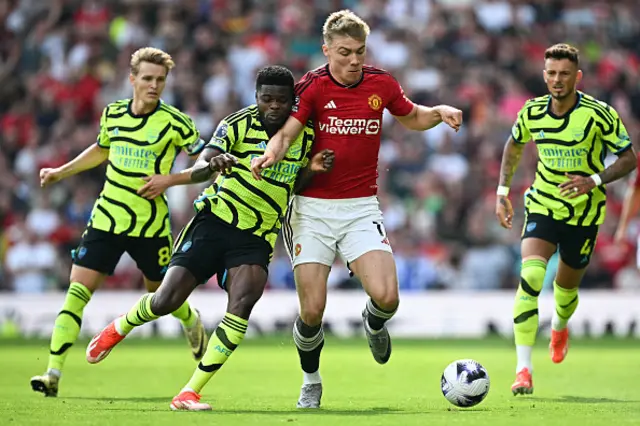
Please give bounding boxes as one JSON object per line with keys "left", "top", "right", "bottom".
{"left": 328, "top": 64, "right": 362, "bottom": 87}
{"left": 549, "top": 91, "right": 578, "bottom": 117}
{"left": 130, "top": 98, "right": 159, "bottom": 116}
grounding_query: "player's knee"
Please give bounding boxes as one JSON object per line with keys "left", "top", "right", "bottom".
{"left": 150, "top": 290, "right": 183, "bottom": 316}
{"left": 299, "top": 302, "right": 325, "bottom": 326}
{"left": 369, "top": 285, "right": 399, "bottom": 311}
{"left": 228, "top": 289, "right": 263, "bottom": 319}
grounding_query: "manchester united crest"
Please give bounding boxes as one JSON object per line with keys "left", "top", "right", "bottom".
{"left": 295, "top": 243, "right": 302, "bottom": 256}
{"left": 368, "top": 94, "right": 382, "bottom": 111}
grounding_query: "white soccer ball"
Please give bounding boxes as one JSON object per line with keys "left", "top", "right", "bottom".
{"left": 441, "top": 359, "right": 490, "bottom": 408}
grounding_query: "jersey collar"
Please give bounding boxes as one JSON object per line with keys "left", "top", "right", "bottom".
{"left": 326, "top": 64, "right": 364, "bottom": 89}
{"left": 547, "top": 91, "right": 582, "bottom": 119}
{"left": 128, "top": 99, "right": 162, "bottom": 118}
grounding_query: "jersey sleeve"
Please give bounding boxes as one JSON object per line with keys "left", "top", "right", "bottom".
{"left": 300, "top": 122, "right": 315, "bottom": 169}
{"left": 207, "top": 119, "right": 237, "bottom": 153}
{"left": 96, "top": 107, "right": 110, "bottom": 148}
{"left": 291, "top": 72, "right": 318, "bottom": 124}
{"left": 386, "top": 76, "right": 415, "bottom": 116}
{"left": 511, "top": 104, "right": 532, "bottom": 144}
{"left": 602, "top": 106, "right": 632, "bottom": 155}
{"left": 173, "top": 114, "right": 204, "bottom": 155}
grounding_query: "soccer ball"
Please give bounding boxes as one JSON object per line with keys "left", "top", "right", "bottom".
{"left": 441, "top": 359, "right": 490, "bottom": 408}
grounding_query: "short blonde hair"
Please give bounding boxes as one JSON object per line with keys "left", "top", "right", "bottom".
{"left": 130, "top": 47, "right": 175, "bottom": 75}
{"left": 322, "top": 9, "right": 370, "bottom": 46}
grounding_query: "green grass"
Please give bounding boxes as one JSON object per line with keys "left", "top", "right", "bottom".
{"left": 1, "top": 337, "right": 639, "bottom": 425}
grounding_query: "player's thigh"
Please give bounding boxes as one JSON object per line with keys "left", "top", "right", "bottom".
{"left": 127, "top": 235, "right": 173, "bottom": 283}
{"left": 168, "top": 211, "right": 227, "bottom": 285}
{"left": 520, "top": 213, "right": 559, "bottom": 261}
{"left": 151, "top": 266, "right": 201, "bottom": 315}
{"left": 71, "top": 227, "right": 125, "bottom": 291}
{"left": 223, "top": 228, "right": 272, "bottom": 316}
{"left": 349, "top": 250, "right": 399, "bottom": 307}
{"left": 283, "top": 196, "right": 337, "bottom": 268}
{"left": 294, "top": 263, "right": 331, "bottom": 321}
{"left": 556, "top": 223, "right": 599, "bottom": 287}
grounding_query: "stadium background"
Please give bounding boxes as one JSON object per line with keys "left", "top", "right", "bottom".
{"left": 0, "top": 0, "right": 639, "bottom": 335}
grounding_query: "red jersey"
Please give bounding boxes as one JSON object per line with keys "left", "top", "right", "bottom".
{"left": 291, "top": 64, "right": 415, "bottom": 199}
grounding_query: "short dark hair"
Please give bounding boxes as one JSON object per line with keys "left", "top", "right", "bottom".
{"left": 545, "top": 43, "right": 579, "bottom": 65}
{"left": 256, "top": 65, "right": 295, "bottom": 92}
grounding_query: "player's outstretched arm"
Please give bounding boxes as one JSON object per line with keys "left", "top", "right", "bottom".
{"left": 40, "top": 144, "right": 109, "bottom": 188}
{"left": 250, "top": 116, "right": 304, "bottom": 180}
{"left": 137, "top": 147, "right": 237, "bottom": 199}
{"left": 559, "top": 148, "right": 637, "bottom": 199}
{"left": 394, "top": 105, "right": 463, "bottom": 132}
{"left": 615, "top": 176, "right": 640, "bottom": 242}
{"left": 293, "top": 149, "right": 335, "bottom": 194}
{"left": 495, "top": 136, "right": 526, "bottom": 229}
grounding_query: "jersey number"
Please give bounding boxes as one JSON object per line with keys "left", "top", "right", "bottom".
{"left": 580, "top": 239, "right": 593, "bottom": 256}
{"left": 158, "top": 246, "right": 171, "bottom": 266}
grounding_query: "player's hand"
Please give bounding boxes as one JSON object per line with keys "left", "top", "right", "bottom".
{"left": 437, "top": 105, "right": 463, "bottom": 132}
{"left": 310, "top": 149, "right": 335, "bottom": 174}
{"left": 40, "top": 168, "right": 63, "bottom": 188}
{"left": 137, "top": 175, "right": 173, "bottom": 199}
{"left": 209, "top": 153, "right": 238, "bottom": 175}
{"left": 558, "top": 173, "right": 595, "bottom": 199}
{"left": 250, "top": 152, "right": 276, "bottom": 180}
{"left": 496, "top": 196, "right": 514, "bottom": 229}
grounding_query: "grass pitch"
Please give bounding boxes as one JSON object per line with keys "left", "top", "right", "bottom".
{"left": 1, "top": 337, "right": 639, "bottom": 426}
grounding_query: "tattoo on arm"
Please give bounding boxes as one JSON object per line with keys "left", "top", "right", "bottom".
{"left": 189, "top": 147, "right": 222, "bottom": 183}
{"left": 598, "top": 148, "right": 637, "bottom": 185}
{"left": 499, "top": 136, "right": 525, "bottom": 187}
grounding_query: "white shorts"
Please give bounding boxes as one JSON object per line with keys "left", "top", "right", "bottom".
{"left": 282, "top": 195, "right": 392, "bottom": 268}
{"left": 637, "top": 234, "right": 640, "bottom": 268}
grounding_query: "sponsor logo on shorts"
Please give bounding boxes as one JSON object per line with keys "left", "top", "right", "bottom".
{"left": 295, "top": 243, "right": 302, "bottom": 256}
{"left": 381, "top": 237, "right": 390, "bottom": 245}
{"left": 181, "top": 241, "right": 192, "bottom": 252}
{"left": 526, "top": 222, "right": 537, "bottom": 233}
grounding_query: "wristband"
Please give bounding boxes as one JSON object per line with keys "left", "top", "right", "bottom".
{"left": 590, "top": 174, "right": 602, "bottom": 186}
{"left": 497, "top": 186, "right": 510, "bottom": 196}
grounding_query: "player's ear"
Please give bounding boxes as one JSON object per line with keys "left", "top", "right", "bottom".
{"left": 542, "top": 70, "right": 547, "bottom": 84}
{"left": 322, "top": 44, "right": 329, "bottom": 58}
{"left": 576, "top": 69, "right": 583, "bottom": 84}
{"left": 129, "top": 73, "right": 135, "bottom": 85}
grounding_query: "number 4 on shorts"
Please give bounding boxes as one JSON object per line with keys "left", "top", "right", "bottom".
{"left": 580, "top": 238, "right": 592, "bottom": 256}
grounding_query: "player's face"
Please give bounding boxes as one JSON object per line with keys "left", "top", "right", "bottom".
{"left": 130, "top": 61, "right": 168, "bottom": 105}
{"left": 323, "top": 35, "right": 366, "bottom": 85}
{"left": 256, "top": 85, "right": 293, "bottom": 128}
{"left": 543, "top": 59, "right": 582, "bottom": 101}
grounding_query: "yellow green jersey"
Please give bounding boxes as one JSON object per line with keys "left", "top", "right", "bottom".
{"left": 512, "top": 91, "right": 632, "bottom": 226}
{"left": 91, "top": 99, "right": 205, "bottom": 237}
{"left": 194, "top": 105, "right": 314, "bottom": 248}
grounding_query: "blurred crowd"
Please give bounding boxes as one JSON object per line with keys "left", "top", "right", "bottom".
{"left": 1, "top": 0, "right": 640, "bottom": 293}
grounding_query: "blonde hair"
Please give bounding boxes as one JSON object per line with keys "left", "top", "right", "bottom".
{"left": 130, "top": 47, "right": 175, "bottom": 75}
{"left": 322, "top": 9, "right": 370, "bottom": 46}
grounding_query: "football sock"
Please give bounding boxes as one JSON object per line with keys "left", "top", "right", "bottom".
{"left": 293, "top": 316, "right": 324, "bottom": 384}
{"left": 552, "top": 281, "right": 578, "bottom": 331}
{"left": 117, "top": 294, "right": 160, "bottom": 335}
{"left": 365, "top": 298, "right": 397, "bottom": 332}
{"left": 47, "top": 282, "right": 92, "bottom": 374}
{"left": 513, "top": 259, "right": 546, "bottom": 371}
{"left": 184, "top": 313, "right": 247, "bottom": 393}
{"left": 170, "top": 301, "right": 199, "bottom": 328}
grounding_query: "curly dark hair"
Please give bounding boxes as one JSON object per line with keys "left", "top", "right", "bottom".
{"left": 256, "top": 65, "right": 295, "bottom": 93}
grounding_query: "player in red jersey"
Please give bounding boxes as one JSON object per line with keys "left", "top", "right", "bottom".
{"left": 251, "top": 10, "right": 462, "bottom": 408}
{"left": 615, "top": 152, "right": 640, "bottom": 269}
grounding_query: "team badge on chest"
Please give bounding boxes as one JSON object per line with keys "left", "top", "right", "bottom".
{"left": 368, "top": 94, "right": 382, "bottom": 111}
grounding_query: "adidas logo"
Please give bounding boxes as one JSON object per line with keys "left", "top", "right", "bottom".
{"left": 538, "top": 130, "right": 545, "bottom": 139}
{"left": 324, "top": 100, "right": 337, "bottom": 109}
